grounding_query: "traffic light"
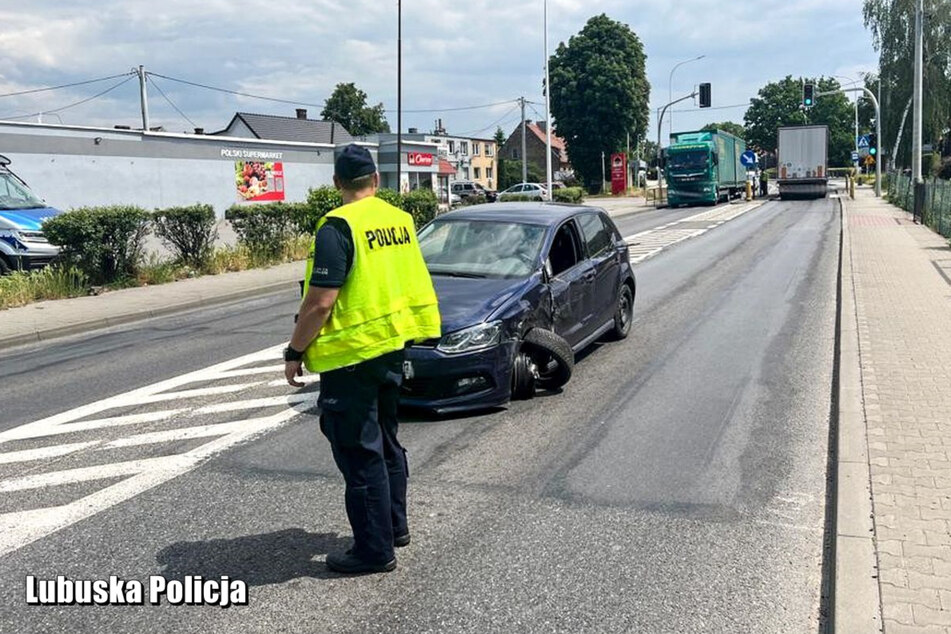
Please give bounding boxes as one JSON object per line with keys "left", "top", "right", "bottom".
{"left": 699, "top": 83, "right": 711, "bottom": 108}
{"left": 803, "top": 83, "right": 815, "bottom": 108}
{"left": 868, "top": 133, "right": 878, "bottom": 157}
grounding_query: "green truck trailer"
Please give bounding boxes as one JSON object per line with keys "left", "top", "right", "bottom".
{"left": 665, "top": 130, "right": 747, "bottom": 206}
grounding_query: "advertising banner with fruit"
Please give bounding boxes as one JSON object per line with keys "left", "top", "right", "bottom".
{"left": 235, "top": 161, "right": 285, "bottom": 202}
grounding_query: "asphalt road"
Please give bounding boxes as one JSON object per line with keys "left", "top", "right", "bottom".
{"left": 0, "top": 196, "right": 840, "bottom": 633}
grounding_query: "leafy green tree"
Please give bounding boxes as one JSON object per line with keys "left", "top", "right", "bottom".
{"left": 700, "top": 121, "right": 746, "bottom": 139}
{"left": 321, "top": 82, "right": 390, "bottom": 136}
{"left": 493, "top": 126, "right": 506, "bottom": 149}
{"left": 549, "top": 14, "right": 650, "bottom": 190}
{"left": 498, "top": 160, "right": 543, "bottom": 190}
{"left": 863, "top": 0, "right": 951, "bottom": 167}
{"left": 744, "top": 76, "right": 855, "bottom": 166}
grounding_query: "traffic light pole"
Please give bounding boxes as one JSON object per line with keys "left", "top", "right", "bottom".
{"left": 656, "top": 90, "right": 698, "bottom": 204}
{"left": 818, "top": 86, "right": 881, "bottom": 197}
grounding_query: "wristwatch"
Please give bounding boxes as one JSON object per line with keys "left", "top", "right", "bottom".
{"left": 283, "top": 345, "right": 304, "bottom": 362}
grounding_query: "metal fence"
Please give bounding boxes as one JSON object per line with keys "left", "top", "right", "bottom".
{"left": 887, "top": 172, "right": 951, "bottom": 239}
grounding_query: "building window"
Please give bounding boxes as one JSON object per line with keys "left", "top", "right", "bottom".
{"left": 486, "top": 167, "right": 493, "bottom": 180}
{"left": 474, "top": 167, "right": 482, "bottom": 180}
{"left": 473, "top": 143, "right": 481, "bottom": 156}
{"left": 448, "top": 140, "right": 455, "bottom": 153}
{"left": 511, "top": 148, "right": 519, "bottom": 159}
{"left": 486, "top": 144, "right": 494, "bottom": 157}
{"left": 460, "top": 141, "right": 469, "bottom": 156}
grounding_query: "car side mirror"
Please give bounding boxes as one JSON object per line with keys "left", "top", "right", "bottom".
{"left": 542, "top": 259, "right": 553, "bottom": 282}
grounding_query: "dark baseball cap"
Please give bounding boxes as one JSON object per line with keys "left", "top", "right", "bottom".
{"left": 335, "top": 144, "right": 376, "bottom": 180}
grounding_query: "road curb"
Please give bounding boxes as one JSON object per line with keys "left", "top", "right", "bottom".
{"left": 0, "top": 279, "right": 297, "bottom": 351}
{"left": 833, "top": 194, "right": 883, "bottom": 632}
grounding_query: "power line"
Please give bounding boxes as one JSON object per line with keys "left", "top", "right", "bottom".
{"left": 147, "top": 75, "right": 198, "bottom": 128}
{"left": 670, "top": 102, "right": 750, "bottom": 113}
{"left": 389, "top": 99, "right": 519, "bottom": 114}
{"left": 455, "top": 104, "right": 521, "bottom": 137}
{"left": 0, "top": 75, "right": 137, "bottom": 121}
{"left": 0, "top": 72, "right": 135, "bottom": 100}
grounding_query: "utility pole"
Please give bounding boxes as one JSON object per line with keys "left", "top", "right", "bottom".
{"left": 912, "top": 0, "right": 923, "bottom": 184}
{"left": 137, "top": 65, "right": 150, "bottom": 132}
{"left": 397, "top": 0, "right": 403, "bottom": 192}
{"left": 519, "top": 96, "right": 527, "bottom": 184}
{"left": 544, "top": 0, "right": 553, "bottom": 199}
{"left": 821, "top": 86, "right": 882, "bottom": 197}
{"left": 656, "top": 91, "right": 699, "bottom": 204}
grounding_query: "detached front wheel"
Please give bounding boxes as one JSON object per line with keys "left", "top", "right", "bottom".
{"left": 523, "top": 328, "right": 574, "bottom": 391}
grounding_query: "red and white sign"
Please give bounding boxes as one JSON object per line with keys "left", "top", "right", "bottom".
{"left": 408, "top": 152, "right": 434, "bottom": 167}
{"left": 611, "top": 153, "right": 627, "bottom": 196}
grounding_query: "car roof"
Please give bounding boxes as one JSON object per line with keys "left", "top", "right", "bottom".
{"left": 433, "top": 202, "right": 603, "bottom": 226}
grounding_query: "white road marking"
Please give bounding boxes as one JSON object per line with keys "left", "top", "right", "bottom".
{"left": 0, "top": 410, "right": 189, "bottom": 442}
{"left": 195, "top": 393, "right": 315, "bottom": 414}
{"left": 0, "top": 441, "right": 101, "bottom": 465}
{"left": 0, "top": 344, "right": 318, "bottom": 558}
{"left": 624, "top": 201, "right": 764, "bottom": 265}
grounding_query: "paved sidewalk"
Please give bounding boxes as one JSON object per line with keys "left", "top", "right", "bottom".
{"left": 0, "top": 261, "right": 302, "bottom": 350}
{"left": 842, "top": 187, "right": 951, "bottom": 633}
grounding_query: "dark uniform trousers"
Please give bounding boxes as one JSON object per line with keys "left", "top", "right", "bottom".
{"left": 318, "top": 349, "right": 408, "bottom": 563}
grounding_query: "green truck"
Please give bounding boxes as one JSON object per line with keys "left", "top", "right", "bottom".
{"left": 665, "top": 130, "right": 747, "bottom": 206}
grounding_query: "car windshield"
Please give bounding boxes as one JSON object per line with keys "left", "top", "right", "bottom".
{"left": 668, "top": 149, "right": 709, "bottom": 172}
{"left": 418, "top": 219, "right": 546, "bottom": 279}
{"left": 0, "top": 171, "right": 46, "bottom": 210}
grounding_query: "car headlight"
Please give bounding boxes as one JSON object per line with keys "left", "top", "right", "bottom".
{"left": 437, "top": 321, "right": 502, "bottom": 354}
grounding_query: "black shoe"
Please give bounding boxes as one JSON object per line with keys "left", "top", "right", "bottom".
{"left": 326, "top": 551, "right": 396, "bottom": 575}
{"left": 394, "top": 532, "right": 411, "bottom": 548}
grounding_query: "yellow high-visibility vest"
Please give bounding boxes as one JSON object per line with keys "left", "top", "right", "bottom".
{"left": 301, "top": 196, "right": 441, "bottom": 373}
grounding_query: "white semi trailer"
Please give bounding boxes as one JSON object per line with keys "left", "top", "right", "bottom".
{"left": 777, "top": 125, "right": 828, "bottom": 200}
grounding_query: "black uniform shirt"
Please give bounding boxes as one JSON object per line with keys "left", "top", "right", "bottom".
{"left": 310, "top": 218, "right": 354, "bottom": 288}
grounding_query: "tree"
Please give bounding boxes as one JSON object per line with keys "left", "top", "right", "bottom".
{"left": 499, "top": 160, "right": 543, "bottom": 190}
{"left": 744, "top": 76, "right": 855, "bottom": 166}
{"left": 549, "top": 15, "right": 650, "bottom": 190}
{"left": 321, "top": 83, "right": 390, "bottom": 136}
{"left": 863, "top": 0, "right": 951, "bottom": 168}
{"left": 493, "top": 126, "right": 506, "bottom": 149}
{"left": 700, "top": 121, "right": 746, "bottom": 139}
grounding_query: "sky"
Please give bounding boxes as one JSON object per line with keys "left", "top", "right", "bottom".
{"left": 0, "top": 0, "right": 878, "bottom": 144}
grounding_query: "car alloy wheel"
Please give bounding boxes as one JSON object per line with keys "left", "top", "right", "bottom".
{"left": 610, "top": 284, "right": 634, "bottom": 340}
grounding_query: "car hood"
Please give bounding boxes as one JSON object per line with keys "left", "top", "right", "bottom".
{"left": 0, "top": 206, "right": 63, "bottom": 231}
{"left": 431, "top": 274, "right": 534, "bottom": 334}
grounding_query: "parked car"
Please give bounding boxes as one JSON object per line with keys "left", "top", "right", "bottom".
{"left": 497, "top": 182, "right": 548, "bottom": 202}
{"left": 451, "top": 181, "right": 497, "bottom": 203}
{"left": 0, "top": 154, "right": 63, "bottom": 273}
{"left": 438, "top": 186, "right": 462, "bottom": 206}
{"left": 401, "top": 202, "right": 636, "bottom": 414}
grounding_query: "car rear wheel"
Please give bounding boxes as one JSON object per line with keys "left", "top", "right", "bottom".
{"left": 522, "top": 328, "right": 573, "bottom": 391}
{"left": 609, "top": 284, "right": 634, "bottom": 340}
{"left": 0, "top": 256, "right": 12, "bottom": 276}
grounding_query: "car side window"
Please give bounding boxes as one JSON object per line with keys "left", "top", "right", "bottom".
{"left": 577, "top": 213, "right": 613, "bottom": 258}
{"left": 547, "top": 221, "right": 582, "bottom": 277}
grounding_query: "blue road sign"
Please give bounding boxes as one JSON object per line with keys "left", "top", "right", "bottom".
{"left": 740, "top": 150, "right": 757, "bottom": 168}
{"left": 851, "top": 151, "right": 860, "bottom": 162}
{"left": 857, "top": 135, "right": 870, "bottom": 149}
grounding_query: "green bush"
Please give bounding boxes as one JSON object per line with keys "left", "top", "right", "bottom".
{"left": 376, "top": 188, "right": 403, "bottom": 208}
{"left": 43, "top": 205, "right": 150, "bottom": 284}
{"left": 553, "top": 187, "right": 585, "bottom": 204}
{"left": 152, "top": 204, "right": 218, "bottom": 269}
{"left": 402, "top": 188, "right": 439, "bottom": 226}
{"left": 458, "top": 195, "right": 488, "bottom": 207}
{"left": 298, "top": 186, "right": 344, "bottom": 235}
{"left": 0, "top": 265, "right": 88, "bottom": 309}
{"left": 225, "top": 203, "right": 295, "bottom": 261}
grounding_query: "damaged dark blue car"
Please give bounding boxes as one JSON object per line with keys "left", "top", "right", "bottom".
{"left": 400, "top": 203, "right": 636, "bottom": 414}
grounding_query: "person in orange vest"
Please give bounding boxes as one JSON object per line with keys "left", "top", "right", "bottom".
{"left": 284, "top": 144, "right": 441, "bottom": 574}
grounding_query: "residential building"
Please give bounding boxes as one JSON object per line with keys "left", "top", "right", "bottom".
{"left": 213, "top": 108, "right": 355, "bottom": 145}
{"left": 501, "top": 120, "right": 572, "bottom": 182}
{"left": 390, "top": 122, "right": 498, "bottom": 191}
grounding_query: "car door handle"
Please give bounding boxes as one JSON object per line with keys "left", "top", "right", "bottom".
{"left": 583, "top": 270, "right": 596, "bottom": 282}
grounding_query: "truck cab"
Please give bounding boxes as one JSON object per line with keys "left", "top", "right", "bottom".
{"left": 665, "top": 130, "right": 746, "bottom": 207}
{"left": 666, "top": 142, "right": 718, "bottom": 206}
{"left": 0, "top": 155, "right": 63, "bottom": 273}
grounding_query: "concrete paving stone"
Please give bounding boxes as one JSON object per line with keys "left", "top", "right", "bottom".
{"left": 908, "top": 572, "right": 951, "bottom": 592}
{"left": 885, "top": 602, "right": 918, "bottom": 625}
{"left": 914, "top": 606, "right": 951, "bottom": 627}
{"left": 880, "top": 553, "right": 934, "bottom": 575}
{"left": 882, "top": 587, "right": 942, "bottom": 611}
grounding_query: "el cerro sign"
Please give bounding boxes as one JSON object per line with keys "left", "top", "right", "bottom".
{"left": 408, "top": 152, "right": 434, "bottom": 167}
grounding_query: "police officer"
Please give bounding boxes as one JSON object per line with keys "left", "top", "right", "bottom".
{"left": 283, "top": 144, "right": 441, "bottom": 574}
{"left": 759, "top": 168, "right": 769, "bottom": 198}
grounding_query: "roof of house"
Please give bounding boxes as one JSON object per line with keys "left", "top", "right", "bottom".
{"left": 526, "top": 123, "right": 569, "bottom": 163}
{"left": 216, "top": 112, "right": 355, "bottom": 145}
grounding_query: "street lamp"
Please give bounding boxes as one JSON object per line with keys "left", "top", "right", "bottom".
{"left": 668, "top": 55, "right": 705, "bottom": 138}
{"left": 832, "top": 74, "right": 861, "bottom": 159}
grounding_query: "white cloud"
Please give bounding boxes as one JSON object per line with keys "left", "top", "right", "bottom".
{"left": 0, "top": 0, "right": 877, "bottom": 138}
